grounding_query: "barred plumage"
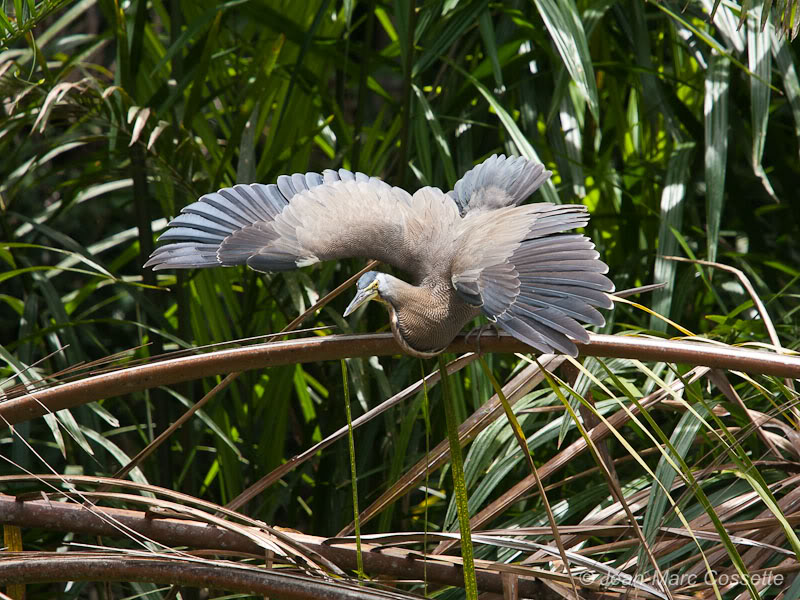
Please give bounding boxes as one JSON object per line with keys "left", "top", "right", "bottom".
{"left": 146, "top": 155, "right": 614, "bottom": 357}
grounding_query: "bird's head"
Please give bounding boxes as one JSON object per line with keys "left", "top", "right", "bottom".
{"left": 344, "top": 271, "right": 389, "bottom": 316}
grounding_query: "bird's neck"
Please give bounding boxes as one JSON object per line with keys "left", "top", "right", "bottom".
{"left": 380, "top": 274, "right": 478, "bottom": 356}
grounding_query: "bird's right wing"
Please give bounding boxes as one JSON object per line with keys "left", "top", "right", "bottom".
{"left": 450, "top": 203, "right": 614, "bottom": 356}
{"left": 145, "top": 168, "right": 385, "bottom": 270}
{"left": 243, "top": 182, "right": 460, "bottom": 282}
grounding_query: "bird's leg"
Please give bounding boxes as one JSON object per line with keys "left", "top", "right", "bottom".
{"left": 464, "top": 321, "right": 501, "bottom": 355}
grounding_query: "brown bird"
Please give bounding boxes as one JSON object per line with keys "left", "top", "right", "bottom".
{"left": 145, "top": 155, "right": 614, "bottom": 357}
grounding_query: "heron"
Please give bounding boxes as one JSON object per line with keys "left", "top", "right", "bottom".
{"left": 145, "top": 155, "right": 614, "bottom": 357}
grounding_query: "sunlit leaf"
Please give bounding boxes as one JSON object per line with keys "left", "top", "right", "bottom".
{"left": 531, "top": 0, "right": 599, "bottom": 120}
{"left": 651, "top": 142, "right": 695, "bottom": 333}
{"left": 704, "top": 53, "right": 730, "bottom": 263}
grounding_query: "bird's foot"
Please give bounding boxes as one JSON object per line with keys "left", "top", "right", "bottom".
{"left": 465, "top": 322, "right": 501, "bottom": 355}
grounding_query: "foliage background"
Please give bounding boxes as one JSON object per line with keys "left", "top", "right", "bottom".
{"left": 1, "top": 0, "right": 799, "bottom": 598}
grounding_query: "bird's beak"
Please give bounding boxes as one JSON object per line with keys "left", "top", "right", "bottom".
{"left": 344, "top": 281, "right": 379, "bottom": 317}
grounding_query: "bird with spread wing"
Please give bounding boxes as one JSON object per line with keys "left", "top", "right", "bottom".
{"left": 145, "top": 155, "right": 614, "bottom": 357}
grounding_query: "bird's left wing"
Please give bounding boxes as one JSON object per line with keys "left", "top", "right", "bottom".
{"left": 447, "top": 154, "right": 552, "bottom": 216}
{"left": 450, "top": 203, "right": 613, "bottom": 356}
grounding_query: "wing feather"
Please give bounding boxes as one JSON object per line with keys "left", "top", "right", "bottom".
{"left": 497, "top": 315, "right": 577, "bottom": 356}
{"left": 145, "top": 169, "right": 394, "bottom": 271}
{"left": 448, "top": 154, "right": 552, "bottom": 216}
{"left": 145, "top": 242, "right": 221, "bottom": 269}
{"left": 148, "top": 168, "right": 460, "bottom": 281}
{"left": 148, "top": 156, "right": 614, "bottom": 357}
{"left": 451, "top": 202, "right": 613, "bottom": 357}
{"left": 246, "top": 182, "right": 458, "bottom": 279}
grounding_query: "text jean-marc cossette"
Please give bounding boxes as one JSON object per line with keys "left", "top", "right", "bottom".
{"left": 579, "top": 570, "right": 785, "bottom": 588}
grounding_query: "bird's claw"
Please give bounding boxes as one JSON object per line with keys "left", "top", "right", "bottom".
{"left": 465, "top": 322, "right": 501, "bottom": 355}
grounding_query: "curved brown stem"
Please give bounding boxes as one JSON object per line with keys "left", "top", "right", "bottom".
{"left": 1, "top": 333, "right": 799, "bottom": 427}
